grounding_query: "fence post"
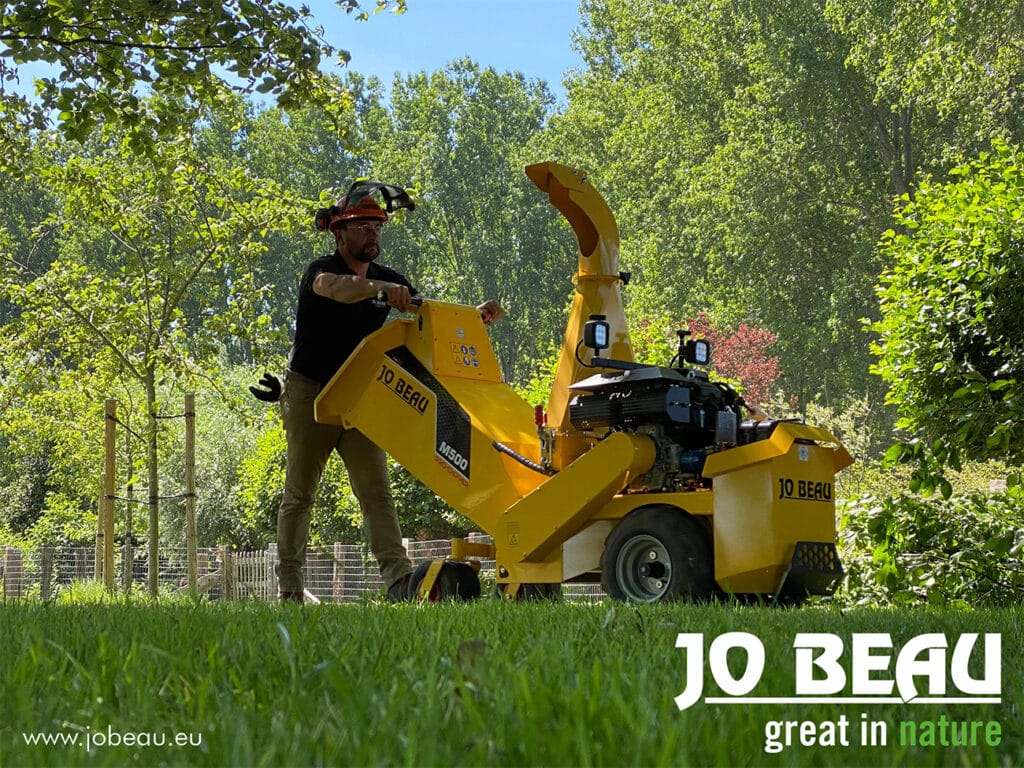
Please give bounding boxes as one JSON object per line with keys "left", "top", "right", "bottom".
{"left": 4, "top": 548, "right": 23, "bottom": 599}
{"left": 94, "top": 493, "right": 103, "bottom": 582}
{"left": 268, "top": 543, "right": 278, "bottom": 599}
{"left": 121, "top": 541, "right": 131, "bottom": 593}
{"left": 40, "top": 546, "right": 53, "bottom": 600}
{"left": 101, "top": 399, "right": 116, "bottom": 590}
{"left": 221, "top": 545, "right": 235, "bottom": 600}
{"left": 184, "top": 393, "right": 198, "bottom": 593}
{"left": 332, "top": 542, "right": 344, "bottom": 602}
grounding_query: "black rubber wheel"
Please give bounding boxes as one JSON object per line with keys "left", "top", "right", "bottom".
{"left": 600, "top": 506, "right": 716, "bottom": 603}
{"left": 409, "top": 561, "right": 481, "bottom": 602}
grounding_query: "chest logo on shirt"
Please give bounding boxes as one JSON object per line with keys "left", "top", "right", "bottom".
{"left": 376, "top": 364, "right": 430, "bottom": 415}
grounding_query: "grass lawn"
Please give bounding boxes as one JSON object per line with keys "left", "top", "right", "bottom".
{"left": 0, "top": 599, "right": 1020, "bottom": 767}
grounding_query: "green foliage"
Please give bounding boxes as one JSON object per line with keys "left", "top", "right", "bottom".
{"left": 512, "top": 340, "right": 561, "bottom": 409}
{"left": 871, "top": 140, "right": 1024, "bottom": 482}
{"left": 839, "top": 489, "right": 1024, "bottom": 607}
{"left": 362, "top": 60, "right": 573, "bottom": 381}
{"left": 387, "top": 464, "right": 474, "bottom": 540}
{"left": 0, "top": 0, "right": 407, "bottom": 152}
{"left": 546, "top": 0, "right": 1024, "bottom": 415}
{"left": 234, "top": 418, "right": 288, "bottom": 548}
{"left": 0, "top": 450, "right": 56, "bottom": 534}
{"left": 19, "top": 491, "right": 96, "bottom": 548}
{"left": 0, "top": 128, "right": 311, "bottom": 558}
{"left": 160, "top": 369, "right": 272, "bottom": 549}
{"left": 826, "top": 0, "right": 1024, "bottom": 149}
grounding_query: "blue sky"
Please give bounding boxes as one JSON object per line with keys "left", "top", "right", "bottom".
{"left": 310, "top": 0, "right": 585, "bottom": 103}
{"left": 8, "top": 1, "right": 586, "bottom": 105}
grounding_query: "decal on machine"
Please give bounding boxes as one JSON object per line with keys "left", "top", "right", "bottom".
{"left": 376, "top": 363, "right": 430, "bottom": 414}
{"left": 386, "top": 346, "right": 472, "bottom": 483}
{"left": 778, "top": 477, "right": 833, "bottom": 502}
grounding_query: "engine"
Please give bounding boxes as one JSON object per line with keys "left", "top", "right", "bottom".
{"left": 568, "top": 365, "right": 784, "bottom": 492}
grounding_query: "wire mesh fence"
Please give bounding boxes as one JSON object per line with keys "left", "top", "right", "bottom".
{"left": 1, "top": 540, "right": 607, "bottom": 603}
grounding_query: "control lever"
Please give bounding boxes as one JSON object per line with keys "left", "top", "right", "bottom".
{"left": 372, "top": 290, "right": 423, "bottom": 310}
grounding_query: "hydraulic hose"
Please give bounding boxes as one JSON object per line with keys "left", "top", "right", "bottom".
{"left": 492, "top": 441, "right": 557, "bottom": 476}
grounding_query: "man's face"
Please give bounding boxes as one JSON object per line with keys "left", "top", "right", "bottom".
{"left": 339, "top": 219, "right": 383, "bottom": 262}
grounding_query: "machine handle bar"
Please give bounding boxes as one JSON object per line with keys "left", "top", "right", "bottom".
{"left": 372, "top": 291, "right": 424, "bottom": 310}
{"left": 371, "top": 292, "right": 493, "bottom": 324}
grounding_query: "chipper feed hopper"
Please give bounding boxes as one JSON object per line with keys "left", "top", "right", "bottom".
{"left": 315, "top": 162, "right": 852, "bottom": 603}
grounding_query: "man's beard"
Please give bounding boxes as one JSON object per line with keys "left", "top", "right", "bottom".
{"left": 354, "top": 243, "right": 379, "bottom": 262}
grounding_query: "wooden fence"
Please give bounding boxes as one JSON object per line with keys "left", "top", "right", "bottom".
{"left": 0, "top": 539, "right": 606, "bottom": 603}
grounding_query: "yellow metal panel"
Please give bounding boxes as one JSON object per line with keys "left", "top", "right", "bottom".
{"left": 590, "top": 490, "right": 715, "bottom": 521}
{"left": 703, "top": 422, "right": 853, "bottom": 477}
{"left": 315, "top": 304, "right": 545, "bottom": 535}
{"left": 405, "top": 301, "right": 504, "bottom": 382}
{"left": 712, "top": 441, "right": 839, "bottom": 594}
{"left": 500, "top": 558, "right": 564, "bottom": 586}
{"left": 498, "top": 432, "right": 655, "bottom": 563}
{"left": 451, "top": 538, "right": 495, "bottom": 561}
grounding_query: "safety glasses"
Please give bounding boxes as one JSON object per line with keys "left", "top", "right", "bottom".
{"left": 347, "top": 222, "right": 383, "bottom": 235}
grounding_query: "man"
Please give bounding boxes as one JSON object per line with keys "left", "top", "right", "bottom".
{"left": 272, "top": 183, "right": 502, "bottom": 602}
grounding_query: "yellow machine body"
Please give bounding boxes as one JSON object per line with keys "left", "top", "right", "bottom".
{"left": 703, "top": 422, "right": 851, "bottom": 594}
{"left": 315, "top": 162, "right": 853, "bottom": 599}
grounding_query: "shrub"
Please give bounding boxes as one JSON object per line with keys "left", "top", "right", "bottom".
{"left": 838, "top": 488, "right": 1024, "bottom": 607}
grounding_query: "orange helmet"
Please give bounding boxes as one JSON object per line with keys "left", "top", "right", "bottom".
{"left": 314, "top": 180, "right": 414, "bottom": 232}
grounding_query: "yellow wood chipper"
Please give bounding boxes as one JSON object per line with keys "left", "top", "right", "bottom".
{"left": 315, "top": 162, "right": 852, "bottom": 603}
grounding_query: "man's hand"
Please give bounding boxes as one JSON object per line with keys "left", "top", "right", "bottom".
{"left": 476, "top": 300, "right": 504, "bottom": 325}
{"left": 249, "top": 372, "right": 282, "bottom": 402}
{"left": 384, "top": 283, "right": 415, "bottom": 312}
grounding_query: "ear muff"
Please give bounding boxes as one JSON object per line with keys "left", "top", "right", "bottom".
{"left": 314, "top": 205, "right": 341, "bottom": 231}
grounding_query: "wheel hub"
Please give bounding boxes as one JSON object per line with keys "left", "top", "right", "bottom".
{"left": 616, "top": 535, "right": 672, "bottom": 601}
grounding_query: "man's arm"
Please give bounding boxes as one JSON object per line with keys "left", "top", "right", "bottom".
{"left": 312, "top": 273, "right": 415, "bottom": 311}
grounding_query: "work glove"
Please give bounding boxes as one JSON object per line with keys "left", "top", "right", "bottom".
{"left": 249, "top": 372, "right": 282, "bottom": 402}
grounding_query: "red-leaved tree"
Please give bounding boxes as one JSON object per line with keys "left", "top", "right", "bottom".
{"left": 687, "top": 313, "right": 781, "bottom": 407}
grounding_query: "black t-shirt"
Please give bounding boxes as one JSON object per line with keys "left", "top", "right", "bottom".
{"left": 287, "top": 252, "right": 416, "bottom": 385}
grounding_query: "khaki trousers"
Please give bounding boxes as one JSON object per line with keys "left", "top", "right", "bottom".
{"left": 275, "top": 372, "right": 412, "bottom": 593}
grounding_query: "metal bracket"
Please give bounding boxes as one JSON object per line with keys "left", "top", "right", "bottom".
{"left": 416, "top": 559, "right": 446, "bottom": 601}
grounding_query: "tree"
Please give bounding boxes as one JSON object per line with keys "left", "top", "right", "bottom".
{"left": 361, "top": 60, "right": 573, "bottom": 382}
{"left": 0, "top": 0, "right": 406, "bottom": 157}
{"left": 871, "top": 140, "right": 1024, "bottom": 492}
{"left": 1, "top": 132, "right": 309, "bottom": 590}
{"left": 541, "top": 0, "right": 1024, "bottom": 425}
{"left": 195, "top": 87, "right": 371, "bottom": 347}
{"left": 686, "top": 313, "right": 780, "bottom": 408}
{"left": 628, "top": 312, "right": 781, "bottom": 408}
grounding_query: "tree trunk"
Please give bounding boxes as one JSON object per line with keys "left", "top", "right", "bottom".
{"left": 875, "top": 100, "right": 915, "bottom": 200}
{"left": 145, "top": 370, "right": 160, "bottom": 597}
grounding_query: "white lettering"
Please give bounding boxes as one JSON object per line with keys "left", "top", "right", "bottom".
{"left": 851, "top": 633, "right": 894, "bottom": 695}
{"left": 896, "top": 633, "right": 947, "bottom": 701}
{"left": 674, "top": 633, "right": 705, "bottom": 710}
{"left": 708, "top": 632, "right": 764, "bottom": 696}
{"left": 794, "top": 633, "right": 846, "bottom": 694}
{"left": 951, "top": 633, "right": 1001, "bottom": 695}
